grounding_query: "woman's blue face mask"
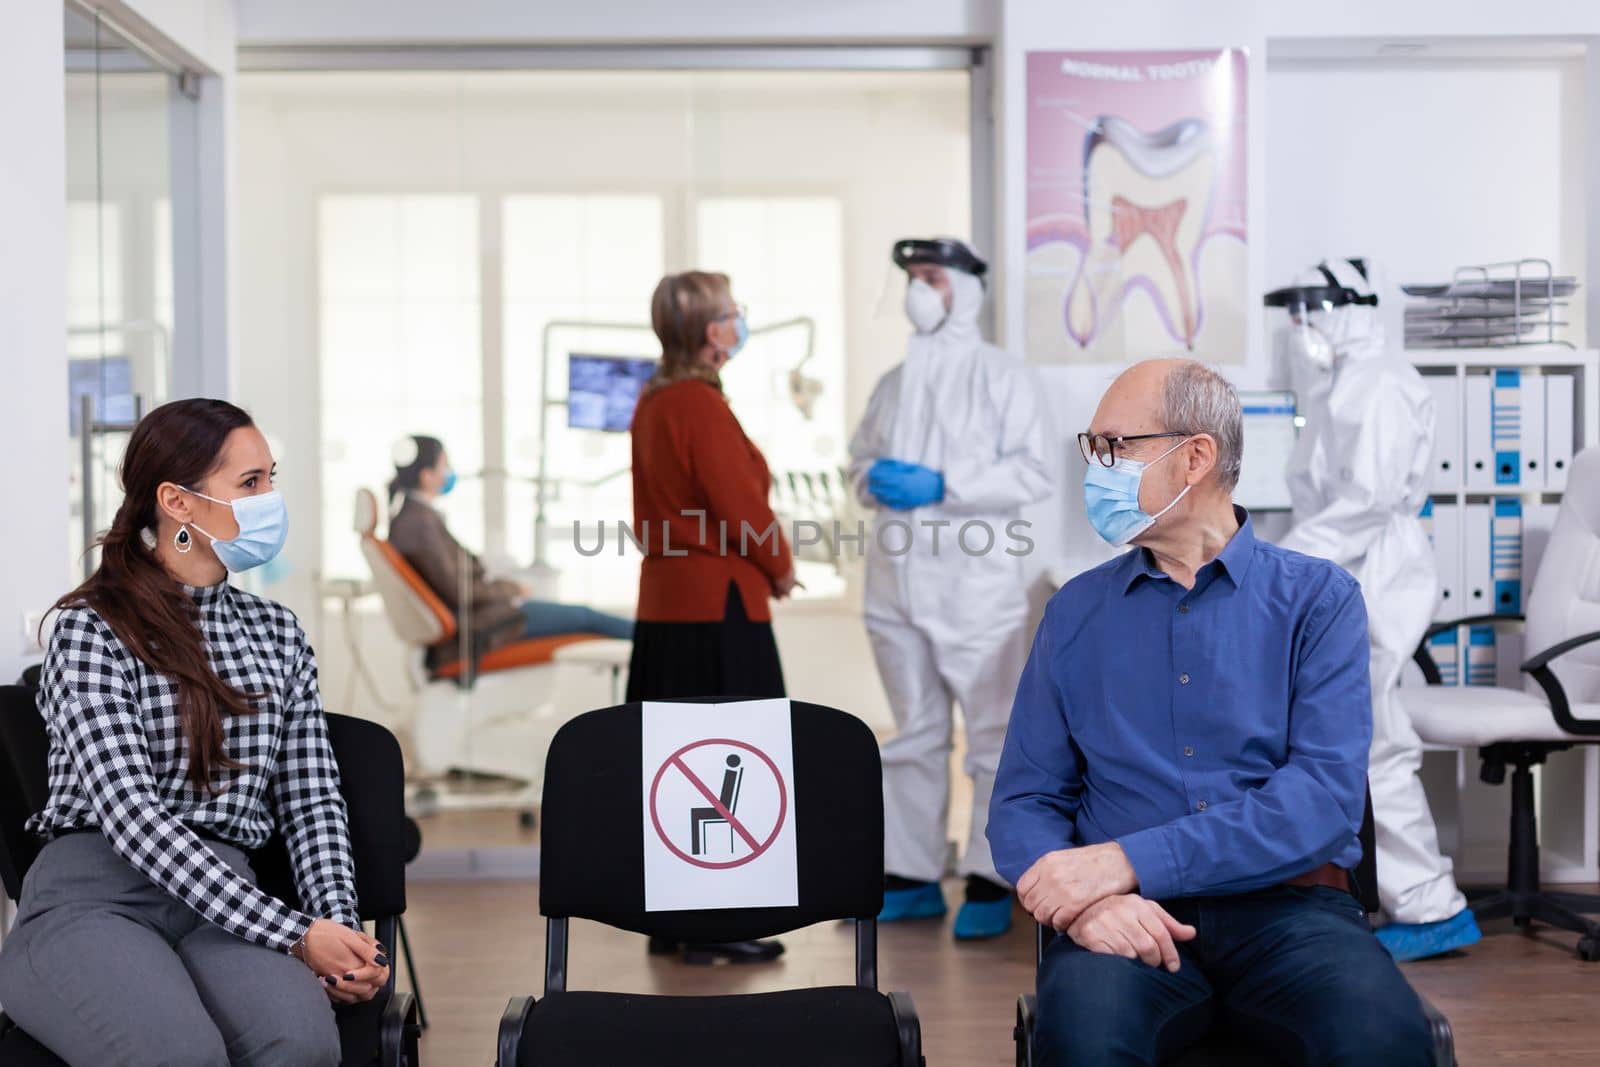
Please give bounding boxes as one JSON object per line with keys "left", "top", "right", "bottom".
{"left": 439, "top": 470, "right": 458, "bottom": 496}
{"left": 182, "top": 487, "right": 289, "bottom": 572}
{"left": 726, "top": 312, "right": 749, "bottom": 358}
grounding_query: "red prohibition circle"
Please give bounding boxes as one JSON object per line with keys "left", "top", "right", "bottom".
{"left": 649, "top": 737, "right": 788, "bottom": 870}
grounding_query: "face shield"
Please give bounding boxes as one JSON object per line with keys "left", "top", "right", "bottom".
{"left": 1264, "top": 285, "right": 1341, "bottom": 375}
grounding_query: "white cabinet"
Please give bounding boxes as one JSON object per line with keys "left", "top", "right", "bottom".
{"left": 1410, "top": 347, "right": 1600, "bottom": 884}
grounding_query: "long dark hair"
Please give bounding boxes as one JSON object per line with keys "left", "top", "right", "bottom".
{"left": 52, "top": 398, "right": 259, "bottom": 791}
{"left": 388, "top": 435, "right": 445, "bottom": 499}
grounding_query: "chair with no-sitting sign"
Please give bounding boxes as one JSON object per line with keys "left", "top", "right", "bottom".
{"left": 495, "top": 699, "right": 924, "bottom": 1067}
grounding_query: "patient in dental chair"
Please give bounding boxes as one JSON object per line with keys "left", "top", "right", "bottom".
{"left": 385, "top": 434, "right": 634, "bottom": 673}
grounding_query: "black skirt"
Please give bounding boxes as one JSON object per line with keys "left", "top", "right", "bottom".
{"left": 624, "top": 581, "right": 786, "bottom": 702}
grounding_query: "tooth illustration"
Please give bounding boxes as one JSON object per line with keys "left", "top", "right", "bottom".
{"left": 1065, "top": 116, "right": 1214, "bottom": 350}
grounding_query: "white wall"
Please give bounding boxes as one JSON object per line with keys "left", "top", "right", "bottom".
{"left": 0, "top": 2, "right": 70, "bottom": 684}
{"left": 233, "top": 0, "right": 993, "bottom": 46}
{"left": 1266, "top": 58, "right": 1587, "bottom": 352}
{"left": 995, "top": 0, "right": 1600, "bottom": 577}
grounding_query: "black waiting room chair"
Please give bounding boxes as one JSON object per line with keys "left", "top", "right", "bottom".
{"left": 1014, "top": 791, "right": 1456, "bottom": 1066}
{"left": 0, "top": 684, "right": 421, "bottom": 1067}
{"left": 495, "top": 699, "right": 924, "bottom": 1067}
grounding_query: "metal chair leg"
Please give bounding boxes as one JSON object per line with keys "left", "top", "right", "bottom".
{"left": 397, "top": 915, "right": 428, "bottom": 1030}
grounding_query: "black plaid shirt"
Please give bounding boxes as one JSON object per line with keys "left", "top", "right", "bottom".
{"left": 29, "top": 580, "right": 360, "bottom": 952}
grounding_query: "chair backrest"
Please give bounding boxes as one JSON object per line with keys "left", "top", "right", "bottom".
{"left": 539, "top": 700, "right": 884, "bottom": 942}
{"left": 1526, "top": 445, "right": 1600, "bottom": 703}
{"left": 1355, "top": 787, "right": 1379, "bottom": 914}
{"left": 354, "top": 487, "right": 454, "bottom": 648}
{"left": 0, "top": 685, "right": 48, "bottom": 900}
{"left": 251, "top": 712, "right": 409, "bottom": 921}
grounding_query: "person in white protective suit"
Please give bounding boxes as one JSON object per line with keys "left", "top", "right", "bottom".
{"left": 1271, "top": 257, "right": 1481, "bottom": 961}
{"left": 848, "top": 238, "right": 1052, "bottom": 941}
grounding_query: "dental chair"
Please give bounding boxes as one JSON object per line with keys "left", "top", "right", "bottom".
{"left": 353, "top": 489, "right": 625, "bottom": 800}
{"left": 1401, "top": 445, "right": 1600, "bottom": 960}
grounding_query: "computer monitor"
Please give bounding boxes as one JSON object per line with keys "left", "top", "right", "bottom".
{"left": 567, "top": 353, "right": 657, "bottom": 433}
{"left": 1235, "top": 390, "right": 1299, "bottom": 512}
{"left": 68, "top": 356, "right": 134, "bottom": 436}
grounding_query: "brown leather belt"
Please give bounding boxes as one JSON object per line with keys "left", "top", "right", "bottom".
{"left": 1285, "top": 862, "right": 1352, "bottom": 894}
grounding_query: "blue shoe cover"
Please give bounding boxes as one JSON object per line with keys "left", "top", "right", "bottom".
{"left": 878, "top": 882, "right": 947, "bottom": 922}
{"left": 953, "top": 897, "right": 1014, "bottom": 941}
{"left": 1375, "top": 908, "right": 1481, "bottom": 961}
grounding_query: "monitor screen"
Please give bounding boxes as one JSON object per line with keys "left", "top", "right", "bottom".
{"left": 567, "top": 353, "right": 657, "bottom": 433}
{"left": 68, "top": 356, "right": 135, "bottom": 436}
{"left": 1235, "top": 390, "right": 1299, "bottom": 512}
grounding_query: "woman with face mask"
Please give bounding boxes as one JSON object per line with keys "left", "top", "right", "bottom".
{"left": 385, "top": 434, "right": 634, "bottom": 677}
{"left": 0, "top": 399, "right": 384, "bottom": 1066}
{"left": 627, "top": 270, "right": 796, "bottom": 965}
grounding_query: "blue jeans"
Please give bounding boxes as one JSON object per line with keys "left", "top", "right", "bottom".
{"left": 1035, "top": 886, "right": 1433, "bottom": 1067}
{"left": 518, "top": 599, "right": 634, "bottom": 640}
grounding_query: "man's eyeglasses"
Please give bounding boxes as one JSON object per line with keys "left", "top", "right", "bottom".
{"left": 1077, "top": 431, "right": 1187, "bottom": 468}
{"left": 716, "top": 304, "right": 748, "bottom": 322}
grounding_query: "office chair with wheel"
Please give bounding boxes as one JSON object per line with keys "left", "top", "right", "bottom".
{"left": 0, "top": 685, "right": 421, "bottom": 1066}
{"left": 1400, "top": 446, "right": 1600, "bottom": 960}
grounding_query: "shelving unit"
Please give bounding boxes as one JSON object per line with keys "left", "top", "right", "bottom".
{"left": 1408, "top": 345, "right": 1600, "bottom": 884}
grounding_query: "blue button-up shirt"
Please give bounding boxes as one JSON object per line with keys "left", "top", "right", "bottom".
{"left": 988, "top": 510, "right": 1372, "bottom": 900}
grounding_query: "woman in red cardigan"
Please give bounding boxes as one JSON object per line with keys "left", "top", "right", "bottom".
{"left": 626, "top": 270, "right": 796, "bottom": 706}
{"left": 627, "top": 271, "right": 796, "bottom": 967}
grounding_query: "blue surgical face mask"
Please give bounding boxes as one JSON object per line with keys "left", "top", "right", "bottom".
{"left": 727, "top": 312, "right": 749, "bottom": 358}
{"left": 440, "top": 470, "right": 458, "bottom": 496}
{"left": 183, "top": 488, "right": 289, "bottom": 573}
{"left": 1083, "top": 438, "right": 1191, "bottom": 547}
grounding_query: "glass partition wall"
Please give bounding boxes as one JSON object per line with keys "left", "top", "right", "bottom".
{"left": 64, "top": 2, "right": 196, "bottom": 577}
{"left": 240, "top": 68, "right": 973, "bottom": 611}
{"left": 237, "top": 64, "right": 976, "bottom": 815}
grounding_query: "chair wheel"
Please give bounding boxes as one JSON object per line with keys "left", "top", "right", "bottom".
{"left": 1577, "top": 937, "right": 1600, "bottom": 962}
{"left": 518, "top": 810, "right": 537, "bottom": 830}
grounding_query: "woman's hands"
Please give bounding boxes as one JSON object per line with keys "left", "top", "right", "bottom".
{"left": 299, "top": 918, "right": 391, "bottom": 1004}
{"left": 773, "top": 569, "right": 802, "bottom": 599}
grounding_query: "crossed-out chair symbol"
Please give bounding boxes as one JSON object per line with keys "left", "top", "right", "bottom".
{"left": 689, "top": 754, "right": 745, "bottom": 856}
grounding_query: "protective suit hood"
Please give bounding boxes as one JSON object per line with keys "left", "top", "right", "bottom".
{"left": 1294, "top": 257, "right": 1385, "bottom": 364}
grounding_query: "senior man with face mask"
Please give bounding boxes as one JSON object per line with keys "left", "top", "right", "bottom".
{"left": 848, "top": 237, "right": 1052, "bottom": 940}
{"left": 989, "top": 359, "right": 1433, "bottom": 1067}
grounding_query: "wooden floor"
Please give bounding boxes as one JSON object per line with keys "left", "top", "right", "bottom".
{"left": 398, "top": 877, "right": 1600, "bottom": 1065}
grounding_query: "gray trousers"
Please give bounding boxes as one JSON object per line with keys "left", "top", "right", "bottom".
{"left": 0, "top": 833, "right": 341, "bottom": 1067}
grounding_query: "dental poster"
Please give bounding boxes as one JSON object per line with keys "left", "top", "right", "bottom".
{"left": 1026, "top": 50, "right": 1248, "bottom": 365}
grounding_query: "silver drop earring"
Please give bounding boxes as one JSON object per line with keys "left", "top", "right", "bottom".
{"left": 174, "top": 525, "right": 193, "bottom": 554}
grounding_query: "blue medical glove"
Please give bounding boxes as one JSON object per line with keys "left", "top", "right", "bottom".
{"left": 869, "top": 459, "right": 944, "bottom": 511}
{"left": 866, "top": 459, "right": 903, "bottom": 508}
